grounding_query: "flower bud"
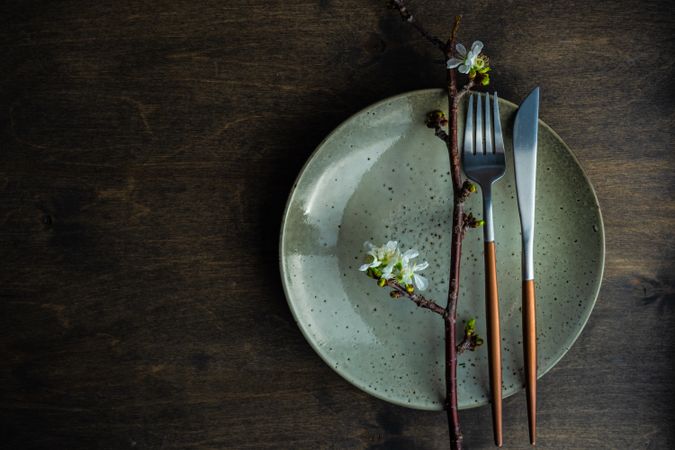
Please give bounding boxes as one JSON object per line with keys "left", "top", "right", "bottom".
{"left": 406, "top": 284, "right": 414, "bottom": 294}
{"left": 425, "top": 110, "right": 448, "bottom": 128}
{"left": 390, "top": 290, "right": 402, "bottom": 299}
{"left": 466, "top": 318, "right": 477, "bottom": 334}
{"left": 459, "top": 181, "right": 477, "bottom": 201}
{"left": 377, "top": 278, "right": 387, "bottom": 287}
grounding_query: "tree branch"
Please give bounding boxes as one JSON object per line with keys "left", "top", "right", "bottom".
{"left": 387, "top": 6, "right": 481, "bottom": 450}
{"left": 388, "top": 0, "right": 446, "bottom": 53}
{"left": 386, "top": 280, "right": 448, "bottom": 317}
{"left": 455, "top": 79, "right": 475, "bottom": 103}
{"left": 446, "top": 17, "right": 464, "bottom": 196}
{"left": 444, "top": 15, "right": 465, "bottom": 450}
{"left": 434, "top": 127, "right": 449, "bottom": 142}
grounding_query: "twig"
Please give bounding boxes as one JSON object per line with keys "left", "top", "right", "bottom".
{"left": 388, "top": 7, "right": 478, "bottom": 450}
{"left": 386, "top": 280, "right": 448, "bottom": 317}
{"left": 455, "top": 80, "right": 475, "bottom": 103}
{"left": 434, "top": 128, "right": 449, "bottom": 142}
{"left": 388, "top": 0, "right": 446, "bottom": 53}
{"left": 385, "top": 281, "right": 483, "bottom": 356}
{"left": 443, "top": 14, "right": 469, "bottom": 450}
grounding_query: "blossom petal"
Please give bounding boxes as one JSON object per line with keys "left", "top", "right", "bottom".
{"left": 381, "top": 263, "right": 396, "bottom": 279}
{"left": 414, "top": 261, "right": 429, "bottom": 271}
{"left": 385, "top": 241, "right": 398, "bottom": 251}
{"left": 446, "top": 57, "right": 462, "bottom": 69}
{"left": 458, "top": 63, "right": 470, "bottom": 74}
{"left": 413, "top": 274, "right": 429, "bottom": 291}
{"left": 402, "top": 249, "right": 419, "bottom": 261}
{"left": 399, "top": 267, "right": 413, "bottom": 284}
{"left": 359, "top": 263, "right": 371, "bottom": 271}
{"left": 363, "top": 241, "right": 375, "bottom": 250}
{"left": 471, "top": 40, "right": 484, "bottom": 55}
{"left": 455, "top": 43, "right": 467, "bottom": 56}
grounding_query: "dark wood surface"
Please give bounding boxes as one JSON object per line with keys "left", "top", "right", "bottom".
{"left": 1, "top": 1, "right": 674, "bottom": 448}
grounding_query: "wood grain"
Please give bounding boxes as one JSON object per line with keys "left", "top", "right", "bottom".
{"left": 1, "top": 0, "right": 673, "bottom": 448}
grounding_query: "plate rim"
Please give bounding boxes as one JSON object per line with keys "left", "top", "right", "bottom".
{"left": 278, "top": 88, "right": 605, "bottom": 410}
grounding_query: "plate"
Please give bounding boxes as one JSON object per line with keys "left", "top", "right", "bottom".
{"left": 279, "top": 89, "right": 604, "bottom": 410}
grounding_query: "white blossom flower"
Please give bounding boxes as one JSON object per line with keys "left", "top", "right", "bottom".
{"left": 399, "top": 259, "right": 430, "bottom": 291}
{"left": 380, "top": 261, "right": 397, "bottom": 280}
{"left": 359, "top": 240, "right": 399, "bottom": 272}
{"left": 381, "top": 247, "right": 415, "bottom": 280}
{"left": 359, "top": 241, "right": 430, "bottom": 291}
{"left": 401, "top": 249, "right": 419, "bottom": 265}
{"left": 446, "top": 40, "right": 484, "bottom": 74}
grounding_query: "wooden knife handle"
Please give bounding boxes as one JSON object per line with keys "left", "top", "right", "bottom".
{"left": 523, "top": 279, "right": 537, "bottom": 445}
{"left": 484, "top": 242, "right": 503, "bottom": 447}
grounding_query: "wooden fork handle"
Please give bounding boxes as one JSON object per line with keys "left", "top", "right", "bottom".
{"left": 484, "top": 242, "right": 503, "bottom": 447}
{"left": 523, "top": 279, "right": 537, "bottom": 445}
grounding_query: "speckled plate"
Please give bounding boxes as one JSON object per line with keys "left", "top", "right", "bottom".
{"left": 279, "top": 89, "right": 604, "bottom": 411}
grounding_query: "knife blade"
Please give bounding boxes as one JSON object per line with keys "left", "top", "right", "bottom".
{"left": 512, "top": 86, "right": 540, "bottom": 446}
{"left": 513, "top": 87, "right": 539, "bottom": 281}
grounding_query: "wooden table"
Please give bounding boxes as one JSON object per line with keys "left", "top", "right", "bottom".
{"left": 1, "top": 1, "right": 673, "bottom": 448}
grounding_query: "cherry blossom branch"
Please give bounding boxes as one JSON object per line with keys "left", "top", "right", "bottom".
{"left": 386, "top": 6, "right": 483, "bottom": 450}
{"left": 386, "top": 280, "right": 484, "bottom": 354}
{"left": 456, "top": 79, "right": 475, "bottom": 102}
{"left": 442, "top": 15, "right": 469, "bottom": 450}
{"left": 387, "top": 0, "right": 446, "bottom": 52}
{"left": 386, "top": 280, "right": 448, "bottom": 317}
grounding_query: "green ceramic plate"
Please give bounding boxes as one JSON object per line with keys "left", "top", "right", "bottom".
{"left": 279, "top": 89, "right": 604, "bottom": 411}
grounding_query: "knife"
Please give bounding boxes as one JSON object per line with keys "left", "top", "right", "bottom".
{"left": 512, "top": 87, "right": 540, "bottom": 446}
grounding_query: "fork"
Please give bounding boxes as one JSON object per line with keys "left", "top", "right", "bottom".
{"left": 462, "top": 92, "right": 506, "bottom": 447}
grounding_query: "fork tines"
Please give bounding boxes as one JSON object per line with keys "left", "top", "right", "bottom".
{"left": 464, "top": 92, "right": 505, "bottom": 157}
